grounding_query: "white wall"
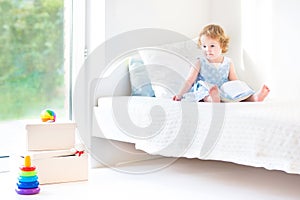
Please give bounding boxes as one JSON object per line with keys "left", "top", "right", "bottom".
{"left": 85, "top": 0, "right": 300, "bottom": 101}
{"left": 271, "top": 0, "right": 300, "bottom": 101}
{"left": 239, "top": 0, "right": 273, "bottom": 90}
{"left": 105, "top": 0, "right": 210, "bottom": 39}
{"left": 239, "top": 0, "right": 300, "bottom": 101}
{"left": 86, "top": 0, "right": 105, "bottom": 53}
{"left": 104, "top": 0, "right": 243, "bottom": 80}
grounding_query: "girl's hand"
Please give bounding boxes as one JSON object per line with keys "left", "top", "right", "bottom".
{"left": 173, "top": 95, "right": 182, "bottom": 101}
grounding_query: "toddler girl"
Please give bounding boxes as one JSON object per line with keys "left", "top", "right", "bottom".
{"left": 173, "top": 24, "right": 270, "bottom": 102}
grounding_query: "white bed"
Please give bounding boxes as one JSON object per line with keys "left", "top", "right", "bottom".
{"left": 93, "top": 96, "right": 300, "bottom": 174}
{"left": 73, "top": 30, "right": 300, "bottom": 173}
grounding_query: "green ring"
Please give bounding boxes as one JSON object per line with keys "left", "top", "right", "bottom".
{"left": 19, "top": 170, "right": 37, "bottom": 177}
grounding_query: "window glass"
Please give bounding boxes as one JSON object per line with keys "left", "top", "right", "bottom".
{"left": 0, "top": 0, "right": 66, "bottom": 155}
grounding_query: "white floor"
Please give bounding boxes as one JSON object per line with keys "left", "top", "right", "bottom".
{"left": 2, "top": 157, "right": 300, "bottom": 200}
{"left": 2, "top": 120, "right": 300, "bottom": 199}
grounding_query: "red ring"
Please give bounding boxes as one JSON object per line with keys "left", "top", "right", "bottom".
{"left": 20, "top": 166, "right": 36, "bottom": 171}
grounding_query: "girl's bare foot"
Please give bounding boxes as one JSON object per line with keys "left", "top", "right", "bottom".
{"left": 246, "top": 84, "right": 270, "bottom": 102}
{"left": 204, "top": 85, "right": 220, "bottom": 102}
{"left": 253, "top": 84, "right": 270, "bottom": 101}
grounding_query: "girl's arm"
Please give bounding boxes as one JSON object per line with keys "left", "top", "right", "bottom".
{"left": 173, "top": 60, "right": 200, "bottom": 101}
{"left": 228, "top": 60, "right": 238, "bottom": 81}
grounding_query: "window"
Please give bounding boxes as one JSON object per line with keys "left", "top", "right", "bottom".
{"left": 0, "top": 0, "right": 73, "bottom": 157}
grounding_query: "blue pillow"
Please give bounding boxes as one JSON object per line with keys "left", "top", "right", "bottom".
{"left": 128, "top": 57, "right": 155, "bottom": 97}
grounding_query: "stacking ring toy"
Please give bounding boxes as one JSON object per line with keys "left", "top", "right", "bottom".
{"left": 16, "top": 156, "right": 40, "bottom": 195}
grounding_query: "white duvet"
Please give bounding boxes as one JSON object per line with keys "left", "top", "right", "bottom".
{"left": 94, "top": 96, "right": 300, "bottom": 174}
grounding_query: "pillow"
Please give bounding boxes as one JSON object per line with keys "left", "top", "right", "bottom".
{"left": 138, "top": 38, "right": 202, "bottom": 98}
{"left": 128, "top": 56, "right": 155, "bottom": 97}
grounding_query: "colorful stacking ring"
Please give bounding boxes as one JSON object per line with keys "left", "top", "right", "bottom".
{"left": 20, "top": 166, "right": 36, "bottom": 171}
{"left": 18, "top": 175, "right": 38, "bottom": 183}
{"left": 15, "top": 187, "right": 40, "bottom": 195}
{"left": 19, "top": 170, "right": 37, "bottom": 177}
{"left": 17, "top": 181, "right": 39, "bottom": 189}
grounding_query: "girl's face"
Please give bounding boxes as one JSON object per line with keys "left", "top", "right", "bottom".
{"left": 200, "top": 35, "right": 223, "bottom": 63}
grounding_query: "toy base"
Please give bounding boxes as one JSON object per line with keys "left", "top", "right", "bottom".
{"left": 16, "top": 187, "right": 40, "bottom": 195}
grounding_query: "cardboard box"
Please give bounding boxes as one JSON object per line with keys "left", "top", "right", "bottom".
{"left": 26, "top": 122, "right": 76, "bottom": 151}
{"left": 24, "top": 149, "right": 88, "bottom": 184}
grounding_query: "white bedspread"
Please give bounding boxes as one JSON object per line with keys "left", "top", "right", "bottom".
{"left": 94, "top": 96, "right": 300, "bottom": 174}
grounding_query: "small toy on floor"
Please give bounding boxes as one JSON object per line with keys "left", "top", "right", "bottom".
{"left": 40, "top": 108, "right": 56, "bottom": 122}
{"left": 16, "top": 155, "right": 40, "bottom": 195}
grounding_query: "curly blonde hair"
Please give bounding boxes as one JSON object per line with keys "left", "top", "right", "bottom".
{"left": 198, "top": 24, "right": 230, "bottom": 53}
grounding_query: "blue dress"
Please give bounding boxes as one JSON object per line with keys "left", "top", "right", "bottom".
{"left": 182, "top": 56, "right": 255, "bottom": 102}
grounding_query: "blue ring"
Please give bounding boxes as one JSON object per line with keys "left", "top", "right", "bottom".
{"left": 18, "top": 175, "right": 38, "bottom": 183}
{"left": 17, "top": 181, "right": 39, "bottom": 189}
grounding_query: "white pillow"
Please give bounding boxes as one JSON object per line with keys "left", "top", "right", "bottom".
{"left": 139, "top": 38, "right": 202, "bottom": 98}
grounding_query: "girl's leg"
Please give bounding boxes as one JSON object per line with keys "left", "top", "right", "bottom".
{"left": 203, "top": 85, "right": 220, "bottom": 102}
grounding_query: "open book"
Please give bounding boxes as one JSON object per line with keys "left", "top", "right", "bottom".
{"left": 220, "top": 80, "right": 253, "bottom": 99}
